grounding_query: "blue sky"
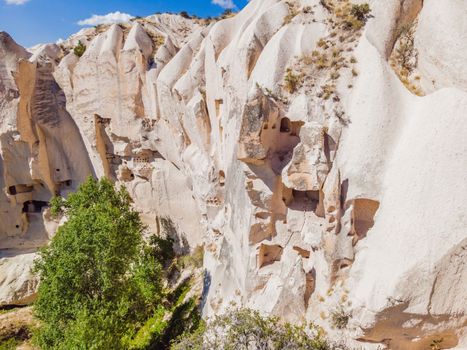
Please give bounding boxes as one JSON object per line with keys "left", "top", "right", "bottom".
{"left": 0, "top": 0, "right": 248, "bottom": 48}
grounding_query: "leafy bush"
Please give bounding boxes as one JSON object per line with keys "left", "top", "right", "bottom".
{"left": 33, "top": 177, "right": 164, "bottom": 349}
{"left": 171, "top": 308, "right": 330, "bottom": 350}
{"left": 73, "top": 40, "right": 86, "bottom": 57}
{"left": 129, "top": 307, "right": 167, "bottom": 349}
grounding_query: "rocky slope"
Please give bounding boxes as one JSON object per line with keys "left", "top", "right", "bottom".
{"left": 0, "top": 0, "right": 466, "bottom": 349}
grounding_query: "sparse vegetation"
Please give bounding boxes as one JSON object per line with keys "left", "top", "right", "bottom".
{"left": 256, "top": 83, "right": 289, "bottom": 104}
{"left": 430, "top": 338, "right": 444, "bottom": 350}
{"left": 330, "top": 305, "right": 351, "bottom": 329}
{"left": 179, "top": 11, "right": 191, "bottom": 19}
{"left": 320, "top": 0, "right": 333, "bottom": 12}
{"left": 330, "top": 71, "right": 340, "bottom": 80}
{"left": 284, "top": 8, "right": 299, "bottom": 25}
{"left": 343, "top": 3, "right": 372, "bottom": 30}
{"left": 390, "top": 22, "right": 423, "bottom": 96}
{"left": 0, "top": 314, "right": 33, "bottom": 350}
{"left": 317, "top": 38, "right": 328, "bottom": 48}
{"left": 175, "top": 245, "right": 204, "bottom": 270}
{"left": 303, "top": 6, "right": 313, "bottom": 14}
{"left": 284, "top": 0, "right": 370, "bottom": 115}
{"left": 321, "top": 84, "right": 336, "bottom": 100}
{"left": 145, "top": 30, "right": 166, "bottom": 58}
{"left": 284, "top": 68, "right": 301, "bottom": 93}
{"left": 394, "top": 23, "right": 418, "bottom": 76}
{"left": 0, "top": 307, "right": 19, "bottom": 316}
{"left": 350, "top": 4, "right": 371, "bottom": 22}
{"left": 316, "top": 53, "right": 329, "bottom": 69}
{"left": 73, "top": 40, "right": 86, "bottom": 57}
{"left": 220, "top": 9, "right": 237, "bottom": 19}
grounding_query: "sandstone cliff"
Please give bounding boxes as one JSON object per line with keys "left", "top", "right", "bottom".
{"left": 0, "top": 0, "right": 466, "bottom": 349}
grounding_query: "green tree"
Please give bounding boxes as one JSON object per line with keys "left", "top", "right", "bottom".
{"left": 33, "top": 177, "right": 164, "bottom": 349}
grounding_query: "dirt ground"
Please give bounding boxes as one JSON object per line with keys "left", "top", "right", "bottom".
{"left": 0, "top": 307, "right": 36, "bottom": 349}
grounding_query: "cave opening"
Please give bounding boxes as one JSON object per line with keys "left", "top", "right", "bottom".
{"left": 258, "top": 244, "right": 283, "bottom": 268}
{"left": 60, "top": 180, "right": 72, "bottom": 187}
{"left": 119, "top": 167, "right": 135, "bottom": 182}
{"left": 323, "top": 132, "right": 337, "bottom": 164}
{"left": 351, "top": 198, "right": 380, "bottom": 240}
{"left": 219, "top": 170, "right": 226, "bottom": 187}
{"left": 7, "top": 184, "right": 34, "bottom": 196}
{"left": 283, "top": 188, "right": 324, "bottom": 215}
{"left": 22, "top": 200, "right": 49, "bottom": 213}
{"left": 280, "top": 118, "right": 290, "bottom": 133}
{"left": 304, "top": 268, "right": 316, "bottom": 308}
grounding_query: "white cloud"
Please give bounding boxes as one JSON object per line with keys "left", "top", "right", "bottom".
{"left": 77, "top": 11, "right": 133, "bottom": 26}
{"left": 5, "top": 0, "right": 30, "bottom": 5}
{"left": 211, "top": 0, "right": 236, "bottom": 9}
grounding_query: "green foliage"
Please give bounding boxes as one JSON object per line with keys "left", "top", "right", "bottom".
{"left": 73, "top": 40, "right": 86, "bottom": 57}
{"left": 170, "top": 321, "right": 206, "bottom": 350}
{"left": 129, "top": 307, "right": 167, "bottom": 350}
{"left": 33, "top": 177, "right": 164, "bottom": 350}
{"left": 156, "top": 297, "right": 201, "bottom": 350}
{"left": 171, "top": 308, "right": 330, "bottom": 350}
{"left": 0, "top": 338, "right": 20, "bottom": 350}
{"left": 128, "top": 277, "right": 201, "bottom": 350}
{"left": 167, "top": 278, "right": 192, "bottom": 307}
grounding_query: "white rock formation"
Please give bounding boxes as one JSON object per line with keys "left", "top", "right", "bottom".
{"left": 0, "top": 1, "right": 466, "bottom": 348}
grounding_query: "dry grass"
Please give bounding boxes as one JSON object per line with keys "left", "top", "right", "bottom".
{"left": 284, "top": 68, "right": 301, "bottom": 93}
{"left": 389, "top": 21, "right": 424, "bottom": 96}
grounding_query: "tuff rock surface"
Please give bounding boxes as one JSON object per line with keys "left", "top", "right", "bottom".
{"left": 0, "top": 1, "right": 466, "bottom": 349}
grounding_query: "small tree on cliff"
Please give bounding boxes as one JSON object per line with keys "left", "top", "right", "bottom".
{"left": 33, "top": 177, "right": 164, "bottom": 349}
{"left": 73, "top": 40, "right": 86, "bottom": 57}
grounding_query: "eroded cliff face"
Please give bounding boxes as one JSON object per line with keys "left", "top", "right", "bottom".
{"left": 1, "top": 0, "right": 466, "bottom": 349}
